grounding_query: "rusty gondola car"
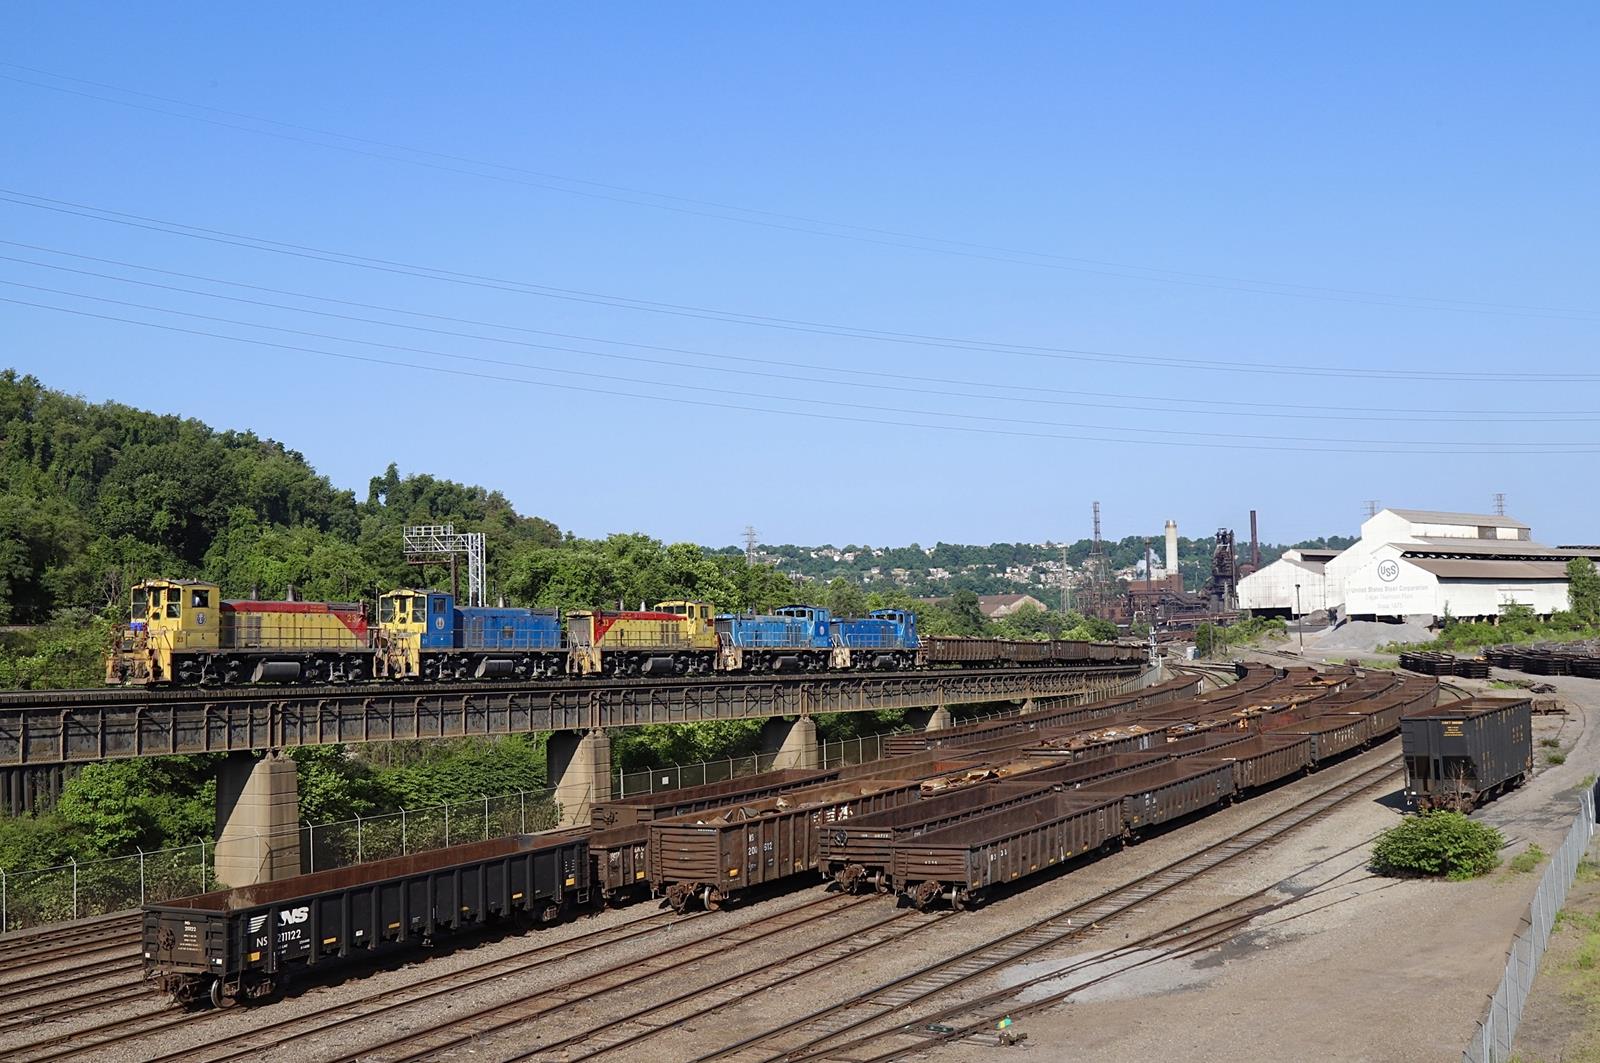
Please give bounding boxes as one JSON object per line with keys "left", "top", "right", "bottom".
{"left": 143, "top": 831, "right": 589, "bottom": 1006}
{"left": 646, "top": 777, "right": 931, "bottom": 911}
{"left": 891, "top": 791, "right": 1126, "bottom": 910}
{"left": 1401, "top": 697, "right": 1533, "bottom": 812}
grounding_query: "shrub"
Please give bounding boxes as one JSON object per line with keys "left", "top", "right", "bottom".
{"left": 1548, "top": 752, "right": 1568, "bottom": 766}
{"left": 1510, "top": 845, "right": 1546, "bottom": 873}
{"left": 1541, "top": 738, "right": 1561, "bottom": 748}
{"left": 1370, "top": 812, "right": 1504, "bottom": 881}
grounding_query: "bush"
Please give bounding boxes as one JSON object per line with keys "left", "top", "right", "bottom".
{"left": 1548, "top": 751, "right": 1568, "bottom": 765}
{"left": 1370, "top": 812, "right": 1504, "bottom": 881}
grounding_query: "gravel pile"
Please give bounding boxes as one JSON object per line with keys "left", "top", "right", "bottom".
{"left": 1301, "top": 619, "right": 1433, "bottom": 654}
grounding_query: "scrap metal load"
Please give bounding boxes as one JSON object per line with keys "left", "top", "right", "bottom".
{"left": 1400, "top": 697, "right": 1533, "bottom": 812}
{"left": 142, "top": 664, "right": 1435, "bottom": 1005}
{"left": 108, "top": 577, "right": 1146, "bottom": 687}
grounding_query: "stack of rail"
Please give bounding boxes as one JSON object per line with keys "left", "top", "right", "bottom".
{"left": 1485, "top": 644, "right": 1600, "bottom": 678}
{"left": 1398, "top": 651, "right": 1491, "bottom": 678}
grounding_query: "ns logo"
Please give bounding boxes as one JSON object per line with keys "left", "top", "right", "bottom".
{"left": 279, "top": 906, "right": 310, "bottom": 925}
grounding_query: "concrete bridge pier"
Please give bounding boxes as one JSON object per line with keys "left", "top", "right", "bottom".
{"left": 759, "top": 715, "right": 820, "bottom": 770}
{"left": 549, "top": 729, "right": 613, "bottom": 827}
{"left": 905, "top": 706, "right": 955, "bottom": 732}
{"left": 214, "top": 752, "right": 302, "bottom": 887}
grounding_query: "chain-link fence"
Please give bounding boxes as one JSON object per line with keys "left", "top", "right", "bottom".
{"left": 1, "top": 841, "right": 211, "bottom": 933}
{"left": 1464, "top": 782, "right": 1598, "bottom": 1063}
{"left": 0, "top": 787, "right": 565, "bottom": 935}
{"left": 299, "top": 788, "right": 563, "bottom": 871}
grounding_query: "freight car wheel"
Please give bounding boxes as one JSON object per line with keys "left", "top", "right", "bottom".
{"left": 209, "top": 976, "right": 227, "bottom": 1010}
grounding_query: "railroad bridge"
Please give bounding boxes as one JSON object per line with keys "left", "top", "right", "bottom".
{"left": 0, "top": 663, "right": 1147, "bottom": 885}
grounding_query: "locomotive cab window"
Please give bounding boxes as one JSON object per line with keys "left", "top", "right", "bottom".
{"left": 432, "top": 597, "right": 446, "bottom": 615}
{"left": 379, "top": 597, "right": 396, "bottom": 623}
{"left": 190, "top": 590, "right": 210, "bottom": 609}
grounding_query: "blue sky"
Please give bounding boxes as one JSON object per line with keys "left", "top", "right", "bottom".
{"left": 3, "top": 4, "right": 1596, "bottom": 549}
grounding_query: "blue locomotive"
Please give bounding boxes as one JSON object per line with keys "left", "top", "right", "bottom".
{"left": 376, "top": 590, "right": 564, "bottom": 680}
{"left": 714, "top": 605, "right": 920, "bottom": 672}
{"left": 715, "top": 605, "right": 837, "bottom": 672}
{"left": 833, "top": 608, "right": 920, "bottom": 669}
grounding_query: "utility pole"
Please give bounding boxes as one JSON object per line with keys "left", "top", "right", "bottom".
{"left": 1295, "top": 582, "right": 1304, "bottom": 652}
{"left": 743, "top": 525, "right": 759, "bottom": 565}
{"left": 1060, "top": 543, "right": 1068, "bottom": 614}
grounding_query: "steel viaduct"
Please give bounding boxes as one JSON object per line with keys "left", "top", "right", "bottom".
{"left": 0, "top": 662, "right": 1147, "bottom": 885}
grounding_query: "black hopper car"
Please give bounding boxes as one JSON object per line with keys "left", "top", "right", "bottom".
{"left": 1401, "top": 697, "right": 1533, "bottom": 812}
{"left": 143, "top": 831, "right": 588, "bottom": 1006}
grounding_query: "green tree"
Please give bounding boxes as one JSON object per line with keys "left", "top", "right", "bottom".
{"left": 1568, "top": 557, "right": 1600, "bottom": 626}
{"left": 823, "top": 577, "right": 867, "bottom": 618}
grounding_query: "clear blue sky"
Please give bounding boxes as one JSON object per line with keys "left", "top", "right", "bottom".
{"left": 4, "top": 4, "right": 1596, "bottom": 550}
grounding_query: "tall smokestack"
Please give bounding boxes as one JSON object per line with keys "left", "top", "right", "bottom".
{"left": 1165, "top": 520, "right": 1178, "bottom": 579}
{"left": 1250, "top": 510, "right": 1260, "bottom": 569}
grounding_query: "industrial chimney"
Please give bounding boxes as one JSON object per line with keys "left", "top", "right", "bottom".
{"left": 1164, "top": 520, "right": 1178, "bottom": 581}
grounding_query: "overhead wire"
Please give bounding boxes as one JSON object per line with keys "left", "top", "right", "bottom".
{"left": 7, "top": 292, "right": 1597, "bottom": 457}
{"left": 10, "top": 276, "right": 1588, "bottom": 448}
{"left": 4, "top": 63, "right": 1597, "bottom": 323}
{"left": 7, "top": 243, "right": 1599, "bottom": 425}
{"left": 2, "top": 189, "right": 1597, "bottom": 384}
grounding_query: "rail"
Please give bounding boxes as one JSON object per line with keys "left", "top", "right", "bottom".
{"left": 0, "top": 663, "right": 1139, "bottom": 765}
{"left": 1463, "top": 781, "right": 1599, "bottom": 1063}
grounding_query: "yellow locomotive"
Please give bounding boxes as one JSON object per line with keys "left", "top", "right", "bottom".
{"left": 106, "top": 578, "right": 372, "bottom": 686}
{"left": 565, "top": 600, "right": 718, "bottom": 676}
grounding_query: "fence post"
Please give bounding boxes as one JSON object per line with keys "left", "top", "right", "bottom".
{"left": 2, "top": 868, "right": 6, "bottom": 933}
{"left": 484, "top": 796, "right": 490, "bottom": 840}
{"left": 520, "top": 790, "right": 527, "bottom": 834}
{"left": 401, "top": 808, "right": 409, "bottom": 854}
{"left": 199, "top": 839, "right": 206, "bottom": 891}
{"left": 445, "top": 804, "right": 450, "bottom": 848}
{"left": 309, "top": 824, "right": 316, "bottom": 873}
{"left": 137, "top": 847, "right": 146, "bottom": 906}
{"left": 70, "top": 857, "right": 78, "bottom": 920}
{"left": 355, "top": 814, "right": 363, "bottom": 864}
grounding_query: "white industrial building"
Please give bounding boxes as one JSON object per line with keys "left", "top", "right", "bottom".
{"left": 1246, "top": 508, "right": 1600, "bottom": 626}
{"left": 1236, "top": 548, "right": 1340, "bottom": 617}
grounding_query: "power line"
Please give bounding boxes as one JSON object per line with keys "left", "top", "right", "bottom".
{"left": 10, "top": 244, "right": 1600, "bottom": 427}
{"left": 5, "top": 63, "right": 1597, "bottom": 323}
{"left": 9, "top": 292, "right": 1599, "bottom": 457}
{"left": 11, "top": 276, "right": 1586, "bottom": 449}
{"left": 3, "top": 189, "right": 1597, "bottom": 385}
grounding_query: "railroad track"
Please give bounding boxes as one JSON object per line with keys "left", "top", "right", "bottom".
{"left": 0, "top": 902, "right": 696, "bottom": 1063}
{"left": 0, "top": 912, "right": 141, "bottom": 980}
{"left": 842, "top": 851, "right": 1401, "bottom": 1063}
{"left": 682, "top": 748, "right": 1404, "bottom": 1063}
{"left": 315, "top": 892, "right": 869, "bottom": 1063}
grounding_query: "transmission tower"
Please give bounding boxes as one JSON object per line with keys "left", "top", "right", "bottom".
{"left": 403, "top": 524, "right": 486, "bottom": 607}
{"left": 1364, "top": 500, "right": 1381, "bottom": 519}
{"left": 743, "top": 525, "right": 759, "bottom": 564}
{"left": 1493, "top": 492, "right": 1506, "bottom": 516}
